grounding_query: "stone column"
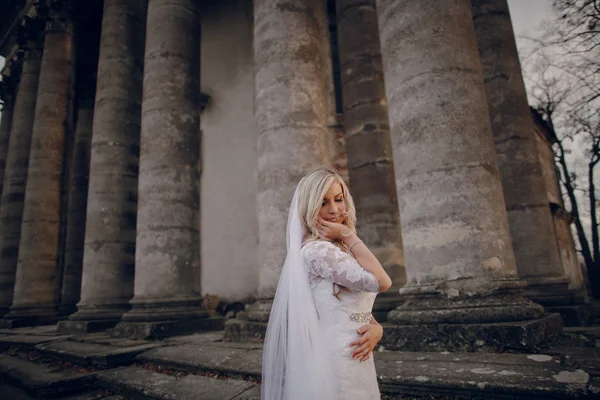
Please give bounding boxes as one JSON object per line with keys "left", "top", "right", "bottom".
{"left": 0, "top": 49, "right": 43, "bottom": 318}
{"left": 240, "top": 0, "right": 331, "bottom": 328}
{"left": 376, "top": 0, "right": 560, "bottom": 352}
{"left": 471, "top": 0, "right": 583, "bottom": 319}
{"left": 336, "top": 0, "right": 405, "bottom": 320}
{"left": 58, "top": 0, "right": 147, "bottom": 334}
{"left": 4, "top": 4, "right": 75, "bottom": 325}
{"left": 0, "top": 76, "right": 17, "bottom": 199}
{"left": 114, "top": 0, "right": 220, "bottom": 340}
{"left": 323, "top": 2, "right": 348, "bottom": 182}
{"left": 58, "top": 82, "right": 95, "bottom": 316}
{"left": 0, "top": 76, "right": 17, "bottom": 316}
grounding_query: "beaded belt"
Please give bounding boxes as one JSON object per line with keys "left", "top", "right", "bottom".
{"left": 349, "top": 312, "right": 372, "bottom": 323}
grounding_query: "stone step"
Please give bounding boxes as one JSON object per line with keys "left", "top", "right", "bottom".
{"left": 0, "top": 353, "right": 97, "bottom": 398}
{"left": 136, "top": 338, "right": 600, "bottom": 399}
{"left": 97, "top": 366, "right": 259, "bottom": 400}
{"left": 36, "top": 339, "right": 163, "bottom": 367}
{"left": 0, "top": 333, "right": 72, "bottom": 350}
{"left": 0, "top": 325, "right": 64, "bottom": 337}
{"left": 0, "top": 383, "right": 36, "bottom": 400}
{"left": 376, "top": 351, "right": 599, "bottom": 399}
{"left": 136, "top": 342, "right": 262, "bottom": 380}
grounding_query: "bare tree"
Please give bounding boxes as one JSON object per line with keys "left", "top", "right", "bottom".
{"left": 523, "top": 1, "right": 600, "bottom": 297}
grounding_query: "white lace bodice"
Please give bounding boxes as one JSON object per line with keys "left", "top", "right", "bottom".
{"left": 302, "top": 240, "right": 380, "bottom": 292}
{"left": 301, "top": 240, "right": 381, "bottom": 399}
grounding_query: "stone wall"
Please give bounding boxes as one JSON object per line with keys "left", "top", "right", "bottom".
{"left": 532, "top": 111, "right": 587, "bottom": 294}
{"left": 199, "top": 0, "right": 258, "bottom": 302}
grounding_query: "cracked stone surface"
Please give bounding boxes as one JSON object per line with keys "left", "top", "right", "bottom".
{"left": 1, "top": 325, "right": 599, "bottom": 399}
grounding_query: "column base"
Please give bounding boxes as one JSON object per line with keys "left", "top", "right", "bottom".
{"left": 524, "top": 277, "right": 591, "bottom": 326}
{"left": 121, "top": 297, "right": 209, "bottom": 322}
{"left": 373, "top": 289, "right": 404, "bottom": 322}
{"left": 56, "top": 319, "right": 121, "bottom": 334}
{"left": 111, "top": 316, "right": 225, "bottom": 340}
{"left": 524, "top": 276, "right": 583, "bottom": 306}
{"left": 56, "top": 301, "right": 131, "bottom": 334}
{"left": 380, "top": 313, "right": 563, "bottom": 352}
{"left": 112, "top": 296, "right": 224, "bottom": 339}
{"left": 1, "top": 304, "right": 64, "bottom": 328}
{"left": 388, "top": 281, "right": 546, "bottom": 325}
{"left": 244, "top": 299, "right": 272, "bottom": 322}
{"left": 59, "top": 300, "right": 132, "bottom": 334}
{"left": 57, "top": 304, "right": 78, "bottom": 317}
{"left": 224, "top": 318, "right": 267, "bottom": 342}
{"left": 0, "top": 315, "right": 65, "bottom": 329}
{"left": 545, "top": 303, "right": 595, "bottom": 327}
{"left": 223, "top": 299, "right": 272, "bottom": 342}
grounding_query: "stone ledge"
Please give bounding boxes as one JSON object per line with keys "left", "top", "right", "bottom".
{"left": 35, "top": 339, "right": 164, "bottom": 367}
{"left": 0, "top": 353, "right": 97, "bottom": 397}
{"left": 0, "top": 383, "right": 36, "bottom": 400}
{"left": 223, "top": 319, "right": 267, "bottom": 343}
{"left": 97, "top": 366, "right": 257, "bottom": 400}
{"left": 57, "top": 319, "right": 121, "bottom": 335}
{"left": 111, "top": 317, "right": 225, "bottom": 340}
{"left": 546, "top": 303, "right": 595, "bottom": 327}
{"left": 0, "top": 315, "right": 65, "bottom": 329}
{"left": 380, "top": 314, "right": 563, "bottom": 352}
{"left": 0, "top": 333, "right": 72, "bottom": 350}
{"left": 376, "top": 350, "right": 595, "bottom": 400}
{"left": 119, "top": 335, "right": 600, "bottom": 400}
{"left": 136, "top": 343, "right": 262, "bottom": 380}
{"left": 373, "top": 292, "right": 403, "bottom": 322}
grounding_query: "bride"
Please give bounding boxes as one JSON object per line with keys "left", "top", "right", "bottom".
{"left": 262, "top": 166, "right": 392, "bottom": 400}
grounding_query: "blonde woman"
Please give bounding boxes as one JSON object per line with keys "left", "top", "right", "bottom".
{"left": 262, "top": 166, "right": 392, "bottom": 400}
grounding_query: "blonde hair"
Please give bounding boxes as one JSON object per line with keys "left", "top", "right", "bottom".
{"left": 297, "top": 166, "right": 356, "bottom": 244}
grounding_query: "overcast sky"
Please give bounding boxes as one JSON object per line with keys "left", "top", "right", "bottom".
{"left": 507, "top": 0, "right": 553, "bottom": 37}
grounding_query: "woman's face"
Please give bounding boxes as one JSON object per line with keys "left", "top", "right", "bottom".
{"left": 319, "top": 182, "right": 347, "bottom": 224}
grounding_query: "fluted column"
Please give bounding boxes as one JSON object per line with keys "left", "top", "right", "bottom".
{"left": 471, "top": 0, "right": 577, "bottom": 308}
{"left": 375, "top": 0, "right": 559, "bottom": 350}
{"left": 0, "top": 49, "right": 43, "bottom": 318}
{"left": 59, "top": 0, "right": 147, "bottom": 334}
{"left": 244, "top": 0, "right": 331, "bottom": 323}
{"left": 115, "top": 0, "right": 220, "bottom": 339}
{"left": 5, "top": 3, "right": 75, "bottom": 324}
{"left": 336, "top": 0, "right": 405, "bottom": 319}
{"left": 58, "top": 82, "right": 95, "bottom": 316}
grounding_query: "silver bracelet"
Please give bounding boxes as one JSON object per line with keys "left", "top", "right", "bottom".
{"left": 348, "top": 240, "right": 363, "bottom": 252}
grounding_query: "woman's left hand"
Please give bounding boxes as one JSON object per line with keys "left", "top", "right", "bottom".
{"left": 349, "top": 323, "right": 383, "bottom": 362}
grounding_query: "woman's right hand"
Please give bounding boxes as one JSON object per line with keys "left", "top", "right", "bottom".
{"left": 316, "top": 217, "right": 354, "bottom": 241}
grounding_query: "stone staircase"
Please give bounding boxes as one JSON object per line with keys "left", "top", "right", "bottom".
{"left": 1, "top": 325, "right": 600, "bottom": 399}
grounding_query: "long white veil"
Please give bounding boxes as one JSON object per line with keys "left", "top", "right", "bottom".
{"left": 261, "top": 185, "right": 335, "bottom": 400}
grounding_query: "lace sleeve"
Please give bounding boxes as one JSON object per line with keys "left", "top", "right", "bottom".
{"left": 302, "top": 241, "right": 380, "bottom": 293}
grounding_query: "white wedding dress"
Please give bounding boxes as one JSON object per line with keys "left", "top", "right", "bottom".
{"left": 301, "top": 240, "right": 381, "bottom": 400}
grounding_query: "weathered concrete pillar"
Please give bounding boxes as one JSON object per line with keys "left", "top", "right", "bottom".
{"left": 471, "top": 0, "right": 585, "bottom": 323}
{"left": 0, "top": 75, "right": 17, "bottom": 316}
{"left": 114, "top": 0, "right": 221, "bottom": 339}
{"left": 0, "top": 76, "right": 16, "bottom": 199}
{"left": 4, "top": 5, "right": 75, "bottom": 325}
{"left": 239, "top": 0, "right": 331, "bottom": 328}
{"left": 58, "top": 82, "right": 95, "bottom": 316}
{"left": 0, "top": 48, "right": 43, "bottom": 318}
{"left": 376, "top": 0, "right": 561, "bottom": 351}
{"left": 336, "top": 0, "right": 405, "bottom": 320}
{"left": 58, "top": 0, "right": 147, "bottom": 334}
{"left": 323, "top": 2, "right": 348, "bottom": 182}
